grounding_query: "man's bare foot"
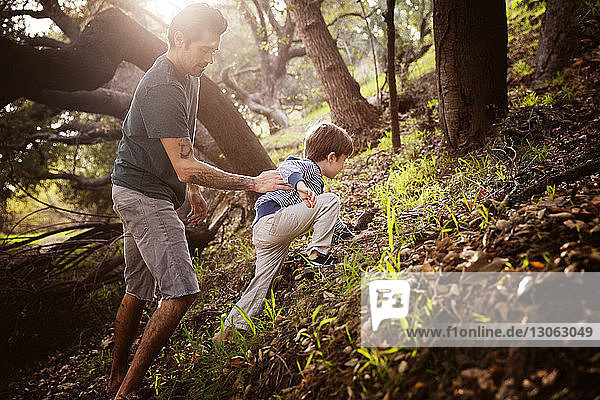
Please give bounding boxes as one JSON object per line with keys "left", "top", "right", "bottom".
{"left": 106, "top": 369, "right": 126, "bottom": 395}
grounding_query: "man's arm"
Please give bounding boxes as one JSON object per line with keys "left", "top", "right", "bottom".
{"left": 161, "top": 137, "right": 290, "bottom": 192}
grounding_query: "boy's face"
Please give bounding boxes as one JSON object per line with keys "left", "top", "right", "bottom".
{"left": 322, "top": 153, "right": 347, "bottom": 179}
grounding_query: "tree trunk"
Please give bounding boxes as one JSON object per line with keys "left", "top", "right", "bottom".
{"left": 535, "top": 0, "right": 578, "bottom": 83}
{"left": 385, "top": 0, "right": 401, "bottom": 151}
{"left": 284, "top": 0, "right": 378, "bottom": 146}
{"left": 433, "top": 0, "right": 508, "bottom": 152}
{"left": 198, "top": 77, "right": 275, "bottom": 175}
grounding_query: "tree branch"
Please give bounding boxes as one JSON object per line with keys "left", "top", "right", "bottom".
{"left": 0, "top": 8, "right": 166, "bottom": 107}
{"left": 38, "top": 0, "right": 81, "bottom": 41}
{"left": 1, "top": 6, "right": 275, "bottom": 177}
{"left": 326, "top": 10, "right": 376, "bottom": 28}
{"left": 1, "top": 8, "right": 48, "bottom": 18}
{"left": 264, "top": 0, "right": 284, "bottom": 35}
{"left": 40, "top": 172, "right": 112, "bottom": 187}
{"left": 24, "top": 35, "right": 68, "bottom": 48}
{"left": 1, "top": 123, "right": 122, "bottom": 151}
{"left": 30, "top": 88, "right": 132, "bottom": 119}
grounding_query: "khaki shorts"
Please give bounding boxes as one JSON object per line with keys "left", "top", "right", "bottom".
{"left": 112, "top": 185, "right": 200, "bottom": 301}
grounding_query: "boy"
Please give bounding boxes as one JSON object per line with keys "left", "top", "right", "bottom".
{"left": 214, "top": 122, "right": 354, "bottom": 341}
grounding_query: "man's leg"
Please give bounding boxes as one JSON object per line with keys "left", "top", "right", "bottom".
{"left": 107, "top": 293, "right": 145, "bottom": 393}
{"left": 115, "top": 293, "right": 197, "bottom": 398}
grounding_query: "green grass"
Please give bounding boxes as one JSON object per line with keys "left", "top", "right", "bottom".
{"left": 359, "top": 46, "right": 435, "bottom": 100}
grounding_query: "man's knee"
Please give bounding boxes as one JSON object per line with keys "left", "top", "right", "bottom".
{"left": 182, "top": 292, "right": 198, "bottom": 308}
{"left": 165, "top": 292, "right": 198, "bottom": 310}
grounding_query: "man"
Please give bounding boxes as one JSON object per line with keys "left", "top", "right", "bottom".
{"left": 107, "top": 4, "right": 289, "bottom": 398}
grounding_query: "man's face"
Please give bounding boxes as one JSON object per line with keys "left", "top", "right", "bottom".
{"left": 174, "top": 31, "right": 221, "bottom": 77}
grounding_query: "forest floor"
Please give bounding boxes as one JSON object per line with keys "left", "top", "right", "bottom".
{"left": 4, "top": 6, "right": 600, "bottom": 400}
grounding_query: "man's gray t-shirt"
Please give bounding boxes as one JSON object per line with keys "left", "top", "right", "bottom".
{"left": 111, "top": 54, "right": 200, "bottom": 209}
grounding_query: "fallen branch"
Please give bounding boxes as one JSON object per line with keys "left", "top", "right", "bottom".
{"left": 505, "top": 157, "right": 600, "bottom": 206}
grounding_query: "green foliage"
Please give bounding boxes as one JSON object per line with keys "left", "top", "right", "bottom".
{"left": 513, "top": 60, "right": 535, "bottom": 77}
{"left": 515, "top": 90, "right": 555, "bottom": 107}
{"left": 584, "top": 0, "right": 600, "bottom": 16}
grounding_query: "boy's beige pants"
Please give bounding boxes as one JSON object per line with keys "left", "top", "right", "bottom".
{"left": 225, "top": 193, "right": 340, "bottom": 329}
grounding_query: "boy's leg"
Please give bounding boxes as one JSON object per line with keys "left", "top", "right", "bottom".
{"left": 300, "top": 193, "right": 340, "bottom": 258}
{"left": 224, "top": 215, "right": 292, "bottom": 330}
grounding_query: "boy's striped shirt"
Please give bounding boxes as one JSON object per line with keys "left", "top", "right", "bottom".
{"left": 254, "top": 156, "right": 353, "bottom": 238}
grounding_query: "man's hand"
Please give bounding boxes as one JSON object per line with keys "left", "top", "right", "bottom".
{"left": 186, "top": 184, "right": 208, "bottom": 226}
{"left": 296, "top": 181, "right": 316, "bottom": 208}
{"left": 253, "top": 170, "right": 293, "bottom": 193}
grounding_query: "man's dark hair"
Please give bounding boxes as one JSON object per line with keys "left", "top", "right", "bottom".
{"left": 304, "top": 122, "right": 354, "bottom": 162}
{"left": 167, "top": 3, "right": 228, "bottom": 47}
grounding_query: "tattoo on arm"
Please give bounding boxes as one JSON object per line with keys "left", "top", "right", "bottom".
{"left": 179, "top": 139, "right": 193, "bottom": 159}
{"left": 188, "top": 168, "right": 254, "bottom": 190}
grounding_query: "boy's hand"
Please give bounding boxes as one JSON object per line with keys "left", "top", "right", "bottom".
{"left": 296, "top": 181, "right": 316, "bottom": 208}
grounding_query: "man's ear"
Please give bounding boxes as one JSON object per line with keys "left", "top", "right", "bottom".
{"left": 327, "top": 152, "right": 337, "bottom": 162}
{"left": 173, "top": 31, "right": 185, "bottom": 48}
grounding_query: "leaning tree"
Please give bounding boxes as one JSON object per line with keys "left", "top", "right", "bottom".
{"left": 283, "top": 0, "right": 379, "bottom": 146}
{"left": 433, "top": 0, "right": 508, "bottom": 151}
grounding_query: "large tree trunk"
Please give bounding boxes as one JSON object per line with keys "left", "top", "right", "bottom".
{"left": 284, "top": 0, "right": 378, "bottom": 146}
{"left": 0, "top": 8, "right": 275, "bottom": 176}
{"left": 433, "top": 0, "right": 508, "bottom": 152}
{"left": 535, "top": 0, "right": 578, "bottom": 83}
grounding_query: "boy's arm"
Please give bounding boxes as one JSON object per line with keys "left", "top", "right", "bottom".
{"left": 278, "top": 159, "right": 306, "bottom": 189}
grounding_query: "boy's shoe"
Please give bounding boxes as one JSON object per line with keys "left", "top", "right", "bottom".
{"left": 295, "top": 253, "right": 337, "bottom": 280}
{"left": 306, "top": 252, "right": 336, "bottom": 268}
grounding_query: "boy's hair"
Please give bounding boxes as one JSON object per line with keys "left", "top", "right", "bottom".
{"left": 304, "top": 122, "right": 354, "bottom": 161}
{"left": 168, "top": 3, "right": 228, "bottom": 47}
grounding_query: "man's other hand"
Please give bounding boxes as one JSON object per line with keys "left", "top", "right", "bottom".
{"left": 186, "top": 185, "right": 208, "bottom": 225}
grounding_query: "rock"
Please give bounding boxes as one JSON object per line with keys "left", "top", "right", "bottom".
{"left": 398, "top": 360, "right": 408, "bottom": 374}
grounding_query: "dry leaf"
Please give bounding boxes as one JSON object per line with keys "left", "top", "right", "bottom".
{"left": 530, "top": 261, "right": 545, "bottom": 269}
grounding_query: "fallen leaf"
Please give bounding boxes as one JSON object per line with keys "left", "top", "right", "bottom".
{"left": 530, "top": 261, "right": 545, "bottom": 269}
{"left": 229, "top": 356, "right": 251, "bottom": 368}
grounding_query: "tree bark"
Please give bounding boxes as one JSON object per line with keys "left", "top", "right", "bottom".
{"left": 535, "top": 0, "right": 578, "bottom": 82}
{"left": 385, "top": 0, "right": 401, "bottom": 151}
{"left": 433, "top": 0, "right": 508, "bottom": 152}
{"left": 198, "top": 77, "right": 274, "bottom": 176}
{"left": 0, "top": 7, "right": 275, "bottom": 176}
{"left": 284, "top": 0, "right": 378, "bottom": 146}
